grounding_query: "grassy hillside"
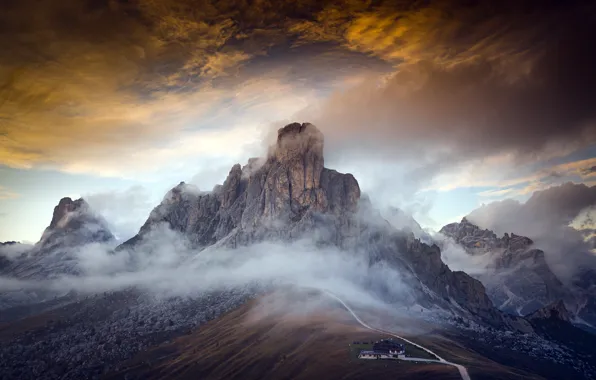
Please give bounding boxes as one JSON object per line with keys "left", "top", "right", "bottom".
{"left": 104, "top": 294, "right": 543, "bottom": 380}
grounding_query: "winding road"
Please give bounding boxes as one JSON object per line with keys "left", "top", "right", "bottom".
{"left": 323, "top": 291, "right": 471, "bottom": 380}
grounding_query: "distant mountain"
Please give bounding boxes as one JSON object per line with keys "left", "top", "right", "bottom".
{"left": 466, "top": 183, "right": 596, "bottom": 287}
{"left": 438, "top": 217, "right": 596, "bottom": 328}
{"left": 37, "top": 197, "right": 114, "bottom": 250}
{"left": 2, "top": 197, "right": 114, "bottom": 277}
{"left": 440, "top": 217, "right": 570, "bottom": 316}
{"left": 458, "top": 183, "right": 596, "bottom": 326}
{"left": 0, "top": 197, "right": 115, "bottom": 309}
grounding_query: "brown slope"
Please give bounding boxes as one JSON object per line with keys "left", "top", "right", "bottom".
{"left": 104, "top": 297, "right": 460, "bottom": 380}
{"left": 103, "top": 294, "right": 540, "bottom": 380}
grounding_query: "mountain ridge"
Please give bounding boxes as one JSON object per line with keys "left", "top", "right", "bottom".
{"left": 121, "top": 122, "right": 503, "bottom": 325}
{"left": 440, "top": 217, "right": 583, "bottom": 319}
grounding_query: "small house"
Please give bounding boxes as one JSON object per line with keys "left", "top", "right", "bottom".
{"left": 357, "top": 338, "right": 405, "bottom": 360}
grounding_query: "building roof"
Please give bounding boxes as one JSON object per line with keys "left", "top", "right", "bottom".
{"left": 372, "top": 340, "right": 405, "bottom": 353}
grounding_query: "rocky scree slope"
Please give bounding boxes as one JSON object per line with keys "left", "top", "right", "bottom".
{"left": 124, "top": 122, "right": 502, "bottom": 325}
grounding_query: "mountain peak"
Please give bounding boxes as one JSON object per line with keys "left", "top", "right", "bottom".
{"left": 39, "top": 197, "right": 113, "bottom": 248}
{"left": 276, "top": 122, "right": 322, "bottom": 144}
{"left": 272, "top": 122, "right": 324, "bottom": 165}
{"left": 49, "top": 197, "right": 87, "bottom": 230}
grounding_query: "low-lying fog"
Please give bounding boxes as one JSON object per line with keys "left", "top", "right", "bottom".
{"left": 0, "top": 223, "right": 417, "bottom": 317}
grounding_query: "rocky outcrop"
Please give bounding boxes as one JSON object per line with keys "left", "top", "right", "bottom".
{"left": 528, "top": 300, "right": 571, "bottom": 322}
{"left": 440, "top": 218, "right": 570, "bottom": 315}
{"left": 124, "top": 122, "right": 503, "bottom": 325}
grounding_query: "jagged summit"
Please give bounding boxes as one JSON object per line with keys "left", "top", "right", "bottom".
{"left": 38, "top": 197, "right": 113, "bottom": 249}
{"left": 273, "top": 122, "right": 324, "bottom": 161}
{"left": 443, "top": 217, "right": 534, "bottom": 253}
{"left": 48, "top": 197, "right": 87, "bottom": 230}
{"left": 0, "top": 197, "right": 114, "bottom": 283}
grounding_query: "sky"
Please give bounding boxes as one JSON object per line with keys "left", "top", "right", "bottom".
{"left": 0, "top": 0, "right": 595, "bottom": 242}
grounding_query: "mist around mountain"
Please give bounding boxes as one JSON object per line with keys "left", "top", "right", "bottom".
{"left": 1, "top": 123, "right": 595, "bottom": 380}
{"left": 1, "top": 123, "right": 494, "bottom": 321}
{"left": 465, "top": 183, "right": 596, "bottom": 282}
{"left": 438, "top": 218, "right": 580, "bottom": 319}
{"left": 437, "top": 184, "right": 596, "bottom": 327}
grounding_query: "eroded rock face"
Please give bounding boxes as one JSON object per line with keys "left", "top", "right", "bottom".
{"left": 125, "top": 122, "right": 502, "bottom": 325}
{"left": 441, "top": 218, "right": 570, "bottom": 316}
{"left": 38, "top": 197, "right": 114, "bottom": 249}
{"left": 126, "top": 122, "right": 360, "bottom": 248}
{"left": 396, "top": 233, "right": 501, "bottom": 322}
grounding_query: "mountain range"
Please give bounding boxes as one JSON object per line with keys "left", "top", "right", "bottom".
{"left": 0, "top": 122, "right": 595, "bottom": 380}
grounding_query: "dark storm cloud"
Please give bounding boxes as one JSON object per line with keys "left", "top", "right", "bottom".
{"left": 297, "top": 0, "right": 596, "bottom": 190}
{"left": 0, "top": 0, "right": 594, "bottom": 182}
{"left": 312, "top": 0, "right": 596, "bottom": 163}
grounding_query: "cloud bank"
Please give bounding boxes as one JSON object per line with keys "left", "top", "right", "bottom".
{"left": 0, "top": 227, "right": 414, "bottom": 313}
{"left": 466, "top": 182, "right": 596, "bottom": 281}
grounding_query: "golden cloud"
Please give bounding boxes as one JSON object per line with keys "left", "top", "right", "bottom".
{"left": 1, "top": 0, "right": 593, "bottom": 185}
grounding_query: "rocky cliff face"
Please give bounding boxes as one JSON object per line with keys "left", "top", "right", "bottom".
{"left": 125, "top": 122, "right": 502, "bottom": 325}
{"left": 124, "top": 123, "right": 360, "bottom": 249}
{"left": 38, "top": 197, "right": 114, "bottom": 250}
{"left": 440, "top": 218, "right": 571, "bottom": 316}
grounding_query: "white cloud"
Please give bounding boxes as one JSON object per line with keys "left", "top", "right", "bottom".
{"left": 0, "top": 229, "right": 413, "bottom": 312}
{"left": 84, "top": 186, "right": 155, "bottom": 241}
